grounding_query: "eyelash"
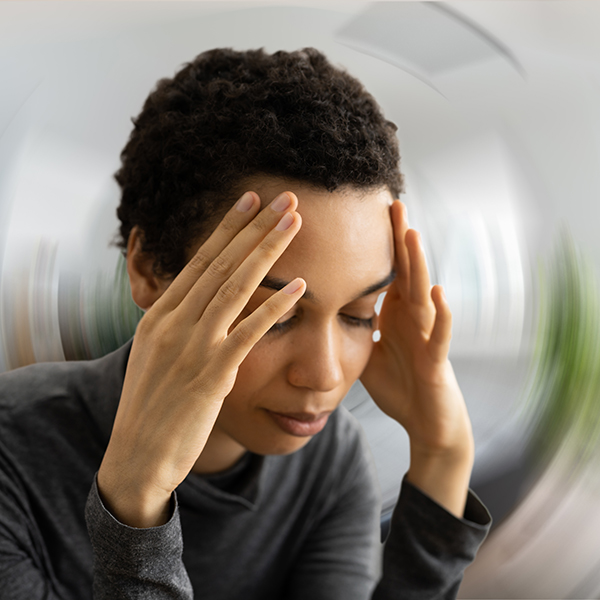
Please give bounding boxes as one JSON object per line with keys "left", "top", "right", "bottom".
{"left": 267, "top": 314, "right": 375, "bottom": 335}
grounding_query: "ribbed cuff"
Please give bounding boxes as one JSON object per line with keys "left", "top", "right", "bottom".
{"left": 373, "top": 476, "right": 491, "bottom": 600}
{"left": 85, "top": 473, "right": 193, "bottom": 599}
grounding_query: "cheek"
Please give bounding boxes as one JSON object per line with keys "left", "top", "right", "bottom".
{"left": 222, "top": 339, "right": 281, "bottom": 405}
{"left": 237, "top": 341, "right": 275, "bottom": 379}
{"left": 350, "top": 335, "right": 376, "bottom": 376}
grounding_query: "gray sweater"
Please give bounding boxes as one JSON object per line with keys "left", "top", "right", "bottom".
{"left": 0, "top": 340, "right": 491, "bottom": 599}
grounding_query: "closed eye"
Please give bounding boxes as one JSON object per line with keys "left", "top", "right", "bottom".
{"left": 267, "top": 314, "right": 375, "bottom": 335}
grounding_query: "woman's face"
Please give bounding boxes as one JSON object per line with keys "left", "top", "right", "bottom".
{"left": 208, "top": 177, "right": 395, "bottom": 458}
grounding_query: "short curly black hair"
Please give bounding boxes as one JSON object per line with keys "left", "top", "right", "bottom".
{"left": 115, "top": 47, "right": 403, "bottom": 278}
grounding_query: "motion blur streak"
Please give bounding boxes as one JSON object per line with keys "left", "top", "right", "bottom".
{"left": 1, "top": 248, "right": 141, "bottom": 368}
{"left": 459, "top": 232, "right": 600, "bottom": 599}
{"left": 527, "top": 232, "right": 600, "bottom": 468}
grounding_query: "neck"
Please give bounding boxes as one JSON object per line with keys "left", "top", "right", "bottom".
{"left": 192, "top": 424, "right": 247, "bottom": 475}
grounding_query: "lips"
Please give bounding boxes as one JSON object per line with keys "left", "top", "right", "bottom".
{"left": 266, "top": 409, "right": 332, "bottom": 437}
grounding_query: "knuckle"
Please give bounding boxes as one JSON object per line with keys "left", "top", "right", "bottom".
{"left": 216, "top": 277, "right": 240, "bottom": 304}
{"left": 219, "top": 213, "right": 239, "bottom": 234}
{"left": 154, "top": 317, "right": 178, "bottom": 343}
{"left": 262, "top": 296, "right": 283, "bottom": 319}
{"left": 187, "top": 248, "right": 211, "bottom": 273}
{"left": 258, "top": 235, "right": 280, "bottom": 259}
{"left": 134, "top": 314, "right": 154, "bottom": 339}
{"left": 137, "top": 310, "right": 171, "bottom": 340}
{"left": 229, "top": 324, "right": 253, "bottom": 347}
{"left": 249, "top": 213, "right": 272, "bottom": 235}
{"left": 207, "top": 252, "right": 232, "bottom": 279}
{"left": 136, "top": 310, "right": 155, "bottom": 330}
{"left": 154, "top": 329, "right": 176, "bottom": 352}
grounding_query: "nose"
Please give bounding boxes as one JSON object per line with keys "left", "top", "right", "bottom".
{"left": 286, "top": 323, "right": 344, "bottom": 392}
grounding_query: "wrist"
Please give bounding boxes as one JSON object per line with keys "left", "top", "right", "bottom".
{"left": 409, "top": 430, "right": 474, "bottom": 463}
{"left": 97, "top": 464, "right": 173, "bottom": 529}
{"left": 406, "top": 440, "right": 474, "bottom": 519}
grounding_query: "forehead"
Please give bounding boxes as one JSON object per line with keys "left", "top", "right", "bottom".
{"left": 253, "top": 178, "right": 395, "bottom": 304}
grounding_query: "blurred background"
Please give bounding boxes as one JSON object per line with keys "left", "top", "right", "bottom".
{"left": 2, "top": 1, "right": 600, "bottom": 597}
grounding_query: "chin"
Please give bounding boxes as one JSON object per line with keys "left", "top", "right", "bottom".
{"left": 239, "top": 431, "right": 313, "bottom": 456}
{"left": 220, "top": 406, "right": 330, "bottom": 456}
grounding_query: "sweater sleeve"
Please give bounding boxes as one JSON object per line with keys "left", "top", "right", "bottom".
{"left": 84, "top": 473, "right": 193, "bottom": 599}
{"left": 371, "top": 476, "right": 492, "bottom": 600}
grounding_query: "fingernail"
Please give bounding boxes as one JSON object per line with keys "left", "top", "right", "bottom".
{"left": 271, "top": 192, "right": 291, "bottom": 212}
{"left": 282, "top": 278, "right": 303, "bottom": 294}
{"left": 235, "top": 192, "right": 254, "bottom": 212}
{"left": 276, "top": 212, "right": 295, "bottom": 231}
{"left": 404, "top": 205, "right": 410, "bottom": 228}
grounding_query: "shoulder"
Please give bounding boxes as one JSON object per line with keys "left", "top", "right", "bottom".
{"left": 0, "top": 340, "right": 132, "bottom": 448}
{"left": 0, "top": 360, "right": 95, "bottom": 442}
{"left": 0, "top": 339, "right": 131, "bottom": 402}
{"left": 0, "top": 359, "right": 88, "bottom": 410}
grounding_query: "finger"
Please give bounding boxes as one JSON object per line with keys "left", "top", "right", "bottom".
{"left": 406, "top": 229, "right": 432, "bottom": 305}
{"left": 428, "top": 285, "right": 452, "bottom": 362}
{"left": 199, "top": 210, "right": 303, "bottom": 339}
{"left": 164, "top": 191, "right": 297, "bottom": 319}
{"left": 392, "top": 201, "right": 410, "bottom": 294}
{"left": 154, "top": 191, "right": 261, "bottom": 313}
{"left": 216, "top": 278, "right": 307, "bottom": 371}
{"left": 180, "top": 193, "right": 298, "bottom": 323}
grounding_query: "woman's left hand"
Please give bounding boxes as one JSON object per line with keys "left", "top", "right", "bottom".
{"left": 360, "top": 200, "right": 474, "bottom": 516}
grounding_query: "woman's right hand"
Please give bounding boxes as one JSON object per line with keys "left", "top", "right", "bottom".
{"left": 97, "top": 190, "right": 305, "bottom": 528}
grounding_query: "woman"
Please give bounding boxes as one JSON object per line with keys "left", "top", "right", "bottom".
{"left": 0, "top": 48, "right": 490, "bottom": 599}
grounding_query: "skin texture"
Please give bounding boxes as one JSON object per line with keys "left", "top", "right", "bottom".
{"left": 192, "top": 180, "right": 396, "bottom": 470}
{"left": 98, "top": 177, "right": 474, "bottom": 528}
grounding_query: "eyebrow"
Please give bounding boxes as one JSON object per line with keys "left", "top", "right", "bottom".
{"left": 259, "top": 269, "right": 396, "bottom": 304}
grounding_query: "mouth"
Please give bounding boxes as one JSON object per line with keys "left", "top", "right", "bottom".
{"left": 265, "top": 409, "right": 332, "bottom": 437}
